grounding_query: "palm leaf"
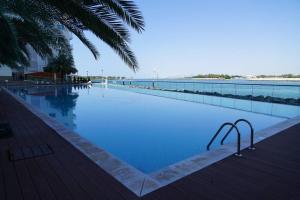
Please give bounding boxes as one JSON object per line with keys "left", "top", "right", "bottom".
{"left": 86, "top": 0, "right": 145, "bottom": 32}
{"left": 1, "top": 0, "right": 145, "bottom": 71}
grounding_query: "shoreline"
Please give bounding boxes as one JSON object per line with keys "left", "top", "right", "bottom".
{"left": 248, "top": 78, "right": 300, "bottom": 81}
{"left": 191, "top": 77, "right": 300, "bottom": 81}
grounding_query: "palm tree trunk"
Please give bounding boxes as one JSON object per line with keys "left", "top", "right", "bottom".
{"left": 61, "top": 72, "right": 64, "bottom": 83}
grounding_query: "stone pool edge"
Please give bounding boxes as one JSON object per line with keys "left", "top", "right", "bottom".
{"left": 3, "top": 87, "right": 300, "bottom": 197}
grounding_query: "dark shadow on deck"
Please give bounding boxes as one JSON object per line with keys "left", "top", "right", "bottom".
{"left": 0, "top": 89, "right": 299, "bottom": 200}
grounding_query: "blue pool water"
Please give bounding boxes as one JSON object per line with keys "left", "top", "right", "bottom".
{"left": 10, "top": 85, "right": 289, "bottom": 173}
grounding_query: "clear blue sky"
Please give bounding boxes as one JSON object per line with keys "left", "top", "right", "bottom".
{"left": 71, "top": 0, "right": 300, "bottom": 78}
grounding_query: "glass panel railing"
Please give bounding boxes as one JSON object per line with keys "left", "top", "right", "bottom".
{"left": 112, "top": 80, "right": 300, "bottom": 107}
{"left": 107, "top": 84, "right": 300, "bottom": 119}
{"left": 273, "top": 85, "right": 299, "bottom": 99}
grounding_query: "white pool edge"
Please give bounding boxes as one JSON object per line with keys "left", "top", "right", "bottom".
{"left": 3, "top": 86, "right": 300, "bottom": 197}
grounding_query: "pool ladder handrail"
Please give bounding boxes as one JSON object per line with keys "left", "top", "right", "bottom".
{"left": 221, "top": 119, "right": 255, "bottom": 150}
{"left": 206, "top": 119, "right": 255, "bottom": 157}
{"left": 206, "top": 122, "right": 242, "bottom": 156}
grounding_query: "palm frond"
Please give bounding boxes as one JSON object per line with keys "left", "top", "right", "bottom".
{"left": 87, "top": 0, "right": 145, "bottom": 32}
{"left": 1, "top": 0, "right": 144, "bottom": 71}
{"left": 88, "top": 4, "right": 130, "bottom": 42}
{"left": 61, "top": 21, "right": 100, "bottom": 59}
{"left": 45, "top": 0, "right": 138, "bottom": 68}
{"left": 0, "top": 10, "right": 29, "bottom": 68}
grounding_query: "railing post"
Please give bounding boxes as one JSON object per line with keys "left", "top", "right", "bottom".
{"left": 235, "top": 84, "right": 237, "bottom": 96}
{"left": 249, "top": 123, "right": 255, "bottom": 150}
{"left": 235, "top": 132, "right": 242, "bottom": 157}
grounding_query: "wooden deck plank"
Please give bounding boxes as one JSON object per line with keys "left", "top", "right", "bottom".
{"left": 0, "top": 140, "right": 23, "bottom": 200}
{"left": 35, "top": 157, "right": 73, "bottom": 200}
{"left": 6, "top": 104, "right": 58, "bottom": 200}
{"left": 24, "top": 159, "right": 56, "bottom": 200}
{"left": 52, "top": 145, "right": 122, "bottom": 200}
{"left": 14, "top": 161, "right": 40, "bottom": 200}
{"left": 0, "top": 93, "right": 67, "bottom": 200}
{"left": 7, "top": 100, "right": 85, "bottom": 200}
{"left": 18, "top": 116, "right": 96, "bottom": 200}
{"left": 0, "top": 148, "right": 6, "bottom": 200}
{"left": 17, "top": 117, "right": 88, "bottom": 200}
{"left": 172, "top": 179, "right": 227, "bottom": 200}
{"left": 45, "top": 155, "right": 93, "bottom": 200}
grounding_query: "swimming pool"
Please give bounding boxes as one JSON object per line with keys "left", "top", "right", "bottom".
{"left": 9, "top": 84, "right": 287, "bottom": 173}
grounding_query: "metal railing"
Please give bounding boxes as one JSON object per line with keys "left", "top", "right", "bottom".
{"left": 206, "top": 122, "right": 242, "bottom": 156}
{"left": 221, "top": 119, "right": 255, "bottom": 150}
{"left": 206, "top": 119, "right": 255, "bottom": 156}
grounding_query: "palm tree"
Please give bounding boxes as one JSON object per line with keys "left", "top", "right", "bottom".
{"left": 0, "top": 0, "right": 73, "bottom": 68}
{"left": 0, "top": 0, "right": 144, "bottom": 70}
{"left": 44, "top": 53, "right": 78, "bottom": 82}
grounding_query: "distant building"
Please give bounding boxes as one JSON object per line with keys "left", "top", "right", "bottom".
{"left": 245, "top": 75, "right": 257, "bottom": 79}
{"left": 0, "top": 24, "right": 72, "bottom": 80}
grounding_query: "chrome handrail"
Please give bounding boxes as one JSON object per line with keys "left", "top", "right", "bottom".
{"left": 220, "top": 119, "right": 255, "bottom": 150}
{"left": 206, "top": 122, "right": 242, "bottom": 156}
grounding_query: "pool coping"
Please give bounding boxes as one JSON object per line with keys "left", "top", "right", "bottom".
{"left": 3, "top": 86, "right": 300, "bottom": 197}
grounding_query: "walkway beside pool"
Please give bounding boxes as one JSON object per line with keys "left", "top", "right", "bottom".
{"left": 0, "top": 89, "right": 300, "bottom": 200}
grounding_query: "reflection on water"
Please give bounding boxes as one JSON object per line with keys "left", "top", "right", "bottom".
{"left": 10, "top": 85, "right": 89, "bottom": 129}
{"left": 45, "top": 88, "right": 78, "bottom": 116}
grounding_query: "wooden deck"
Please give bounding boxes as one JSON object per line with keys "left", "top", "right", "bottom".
{"left": 0, "top": 89, "right": 300, "bottom": 200}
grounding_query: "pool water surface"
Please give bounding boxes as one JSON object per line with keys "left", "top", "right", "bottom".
{"left": 10, "top": 85, "right": 286, "bottom": 173}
